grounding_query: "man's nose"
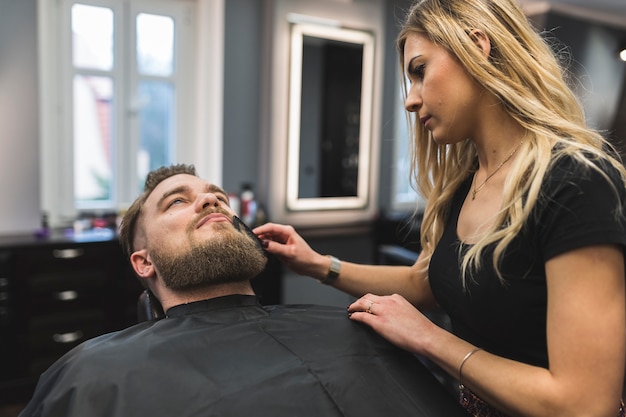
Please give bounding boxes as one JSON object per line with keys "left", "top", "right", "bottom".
{"left": 196, "top": 193, "right": 220, "bottom": 211}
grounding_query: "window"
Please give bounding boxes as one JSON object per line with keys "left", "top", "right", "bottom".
{"left": 38, "top": 0, "right": 224, "bottom": 226}
{"left": 391, "top": 84, "right": 426, "bottom": 213}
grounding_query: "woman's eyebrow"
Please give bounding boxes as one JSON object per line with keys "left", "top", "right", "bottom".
{"left": 407, "top": 55, "right": 422, "bottom": 71}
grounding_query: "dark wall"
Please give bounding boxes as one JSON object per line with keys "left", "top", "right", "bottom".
{"left": 612, "top": 70, "right": 626, "bottom": 160}
{"left": 222, "top": 0, "right": 413, "bottom": 213}
{"left": 0, "top": 0, "right": 40, "bottom": 234}
{"left": 377, "top": 0, "right": 411, "bottom": 214}
{"left": 222, "top": 0, "right": 264, "bottom": 197}
{"left": 542, "top": 12, "right": 626, "bottom": 133}
{"left": 220, "top": 1, "right": 415, "bottom": 306}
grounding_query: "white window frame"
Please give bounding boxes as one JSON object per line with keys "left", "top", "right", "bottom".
{"left": 38, "top": 0, "right": 224, "bottom": 227}
{"left": 390, "top": 82, "right": 426, "bottom": 213}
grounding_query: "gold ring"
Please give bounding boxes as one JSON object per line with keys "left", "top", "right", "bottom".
{"left": 366, "top": 301, "right": 373, "bottom": 314}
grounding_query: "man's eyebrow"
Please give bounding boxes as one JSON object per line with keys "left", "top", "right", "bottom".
{"left": 156, "top": 184, "right": 228, "bottom": 209}
{"left": 206, "top": 184, "right": 227, "bottom": 196}
{"left": 156, "top": 185, "right": 190, "bottom": 209}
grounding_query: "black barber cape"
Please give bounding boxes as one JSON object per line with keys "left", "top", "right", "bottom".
{"left": 20, "top": 295, "right": 468, "bottom": 417}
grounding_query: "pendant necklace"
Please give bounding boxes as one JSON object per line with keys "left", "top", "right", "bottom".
{"left": 471, "top": 141, "right": 524, "bottom": 200}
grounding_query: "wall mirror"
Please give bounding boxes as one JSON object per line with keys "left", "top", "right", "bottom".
{"left": 286, "top": 21, "right": 375, "bottom": 212}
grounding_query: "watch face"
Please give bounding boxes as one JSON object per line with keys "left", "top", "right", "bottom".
{"left": 319, "top": 256, "right": 340, "bottom": 285}
{"left": 328, "top": 256, "right": 340, "bottom": 276}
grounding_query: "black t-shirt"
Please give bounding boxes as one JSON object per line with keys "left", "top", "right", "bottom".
{"left": 429, "top": 153, "right": 626, "bottom": 368}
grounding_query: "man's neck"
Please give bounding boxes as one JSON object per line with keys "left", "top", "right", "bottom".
{"left": 156, "top": 281, "right": 256, "bottom": 312}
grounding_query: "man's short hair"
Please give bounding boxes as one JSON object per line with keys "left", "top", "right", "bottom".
{"left": 118, "top": 164, "right": 197, "bottom": 259}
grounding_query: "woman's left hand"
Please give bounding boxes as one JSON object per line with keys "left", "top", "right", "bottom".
{"left": 348, "top": 293, "right": 436, "bottom": 355}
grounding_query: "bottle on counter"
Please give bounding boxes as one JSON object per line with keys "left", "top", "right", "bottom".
{"left": 239, "top": 183, "right": 257, "bottom": 226}
{"left": 228, "top": 192, "right": 241, "bottom": 218}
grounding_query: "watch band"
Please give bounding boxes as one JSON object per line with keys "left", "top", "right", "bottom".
{"left": 319, "top": 255, "right": 341, "bottom": 285}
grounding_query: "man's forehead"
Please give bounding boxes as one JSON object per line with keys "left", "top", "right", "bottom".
{"left": 146, "top": 174, "right": 225, "bottom": 205}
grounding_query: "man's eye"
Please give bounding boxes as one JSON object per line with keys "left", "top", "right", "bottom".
{"left": 167, "top": 198, "right": 185, "bottom": 208}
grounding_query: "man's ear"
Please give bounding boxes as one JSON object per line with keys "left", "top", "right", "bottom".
{"left": 130, "top": 249, "right": 155, "bottom": 281}
{"left": 468, "top": 29, "right": 491, "bottom": 59}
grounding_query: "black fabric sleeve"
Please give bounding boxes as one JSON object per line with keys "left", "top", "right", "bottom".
{"left": 533, "top": 156, "right": 626, "bottom": 262}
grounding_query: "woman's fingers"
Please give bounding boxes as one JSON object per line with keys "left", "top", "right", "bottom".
{"left": 348, "top": 294, "right": 382, "bottom": 315}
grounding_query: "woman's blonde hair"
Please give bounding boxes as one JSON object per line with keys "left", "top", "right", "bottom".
{"left": 397, "top": 0, "right": 626, "bottom": 284}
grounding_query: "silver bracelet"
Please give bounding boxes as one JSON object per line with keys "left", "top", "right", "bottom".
{"left": 458, "top": 347, "right": 482, "bottom": 388}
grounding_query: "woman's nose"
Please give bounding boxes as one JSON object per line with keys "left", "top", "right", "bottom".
{"left": 404, "top": 85, "right": 422, "bottom": 113}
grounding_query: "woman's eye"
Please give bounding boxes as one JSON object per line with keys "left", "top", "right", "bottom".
{"left": 411, "top": 63, "right": 426, "bottom": 79}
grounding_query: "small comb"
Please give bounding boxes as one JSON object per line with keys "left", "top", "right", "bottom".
{"left": 232, "top": 216, "right": 265, "bottom": 253}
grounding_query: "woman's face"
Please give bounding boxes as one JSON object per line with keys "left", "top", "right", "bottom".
{"left": 403, "top": 33, "right": 486, "bottom": 145}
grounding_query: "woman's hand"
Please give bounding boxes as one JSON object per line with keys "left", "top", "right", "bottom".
{"left": 348, "top": 293, "right": 437, "bottom": 355}
{"left": 253, "top": 222, "right": 328, "bottom": 279}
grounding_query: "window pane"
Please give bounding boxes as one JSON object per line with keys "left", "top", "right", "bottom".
{"left": 137, "top": 81, "right": 174, "bottom": 193}
{"left": 73, "top": 75, "right": 114, "bottom": 204}
{"left": 72, "top": 4, "right": 113, "bottom": 71}
{"left": 394, "top": 109, "right": 414, "bottom": 197}
{"left": 393, "top": 84, "right": 422, "bottom": 210}
{"left": 137, "top": 13, "right": 174, "bottom": 76}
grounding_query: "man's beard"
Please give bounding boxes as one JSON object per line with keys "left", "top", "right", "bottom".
{"left": 149, "top": 222, "right": 267, "bottom": 291}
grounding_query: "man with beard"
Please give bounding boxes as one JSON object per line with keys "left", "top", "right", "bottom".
{"left": 19, "top": 165, "right": 468, "bottom": 417}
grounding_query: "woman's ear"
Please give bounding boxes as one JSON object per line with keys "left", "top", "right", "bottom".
{"left": 130, "top": 249, "right": 155, "bottom": 281}
{"left": 468, "top": 29, "right": 491, "bottom": 59}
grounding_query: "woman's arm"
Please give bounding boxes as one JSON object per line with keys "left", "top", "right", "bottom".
{"left": 254, "top": 222, "right": 437, "bottom": 309}
{"left": 349, "top": 244, "right": 625, "bottom": 416}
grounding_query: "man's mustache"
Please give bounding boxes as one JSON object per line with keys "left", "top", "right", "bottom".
{"left": 187, "top": 210, "right": 265, "bottom": 254}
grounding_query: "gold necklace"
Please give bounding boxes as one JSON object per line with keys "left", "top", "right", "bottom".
{"left": 471, "top": 141, "right": 523, "bottom": 200}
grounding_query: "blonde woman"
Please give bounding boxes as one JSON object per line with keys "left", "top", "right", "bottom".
{"left": 254, "top": 0, "right": 626, "bottom": 415}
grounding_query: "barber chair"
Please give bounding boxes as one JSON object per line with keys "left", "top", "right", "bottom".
{"left": 137, "top": 290, "right": 165, "bottom": 322}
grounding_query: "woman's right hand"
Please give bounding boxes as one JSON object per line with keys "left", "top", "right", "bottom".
{"left": 253, "top": 222, "right": 329, "bottom": 279}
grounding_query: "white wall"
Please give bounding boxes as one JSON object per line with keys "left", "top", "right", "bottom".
{"left": 0, "top": 0, "right": 41, "bottom": 234}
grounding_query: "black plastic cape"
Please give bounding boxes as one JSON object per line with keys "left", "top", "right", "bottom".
{"left": 20, "top": 295, "right": 469, "bottom": 417}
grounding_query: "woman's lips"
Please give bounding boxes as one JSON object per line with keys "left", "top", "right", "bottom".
{"left": 420, "top": 115, "right": 431, "bottom": 128}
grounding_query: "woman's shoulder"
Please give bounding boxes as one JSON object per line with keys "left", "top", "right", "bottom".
{"left": 546, "top": 145, "right": 625, "bottom": 189}
{"left": 535, "top": 145, "right": 626, "bottom": 228}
